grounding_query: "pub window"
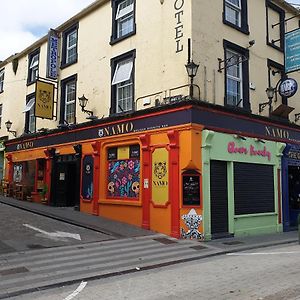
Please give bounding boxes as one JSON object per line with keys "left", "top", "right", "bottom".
{"left": 107, "top": 144, "right": 140, "bottom": 199}
{"left": 223, "top": 0, "right": 249, "bottom": 34}
{"left": 61, "top": 23, "right": 78, "bottom": 68}
{"left": 266, "top": 0, "right": 285, "bottom": 51}
{"left": 0, "top": 68, "right": 4, "bottom": 93}
{"left": 27, "top": 49, "right": 39, "bottom": 85}
{"left": 110, "top": 50, "right": 135, "bottom": 115}
{"left": 224, "top": 40, "right": 250, "bottom": 111}
{"left": 111, "top": 0, "right": 136, "bottom": 44}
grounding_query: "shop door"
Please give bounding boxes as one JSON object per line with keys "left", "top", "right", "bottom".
{"left": 210, "top": 160, "right": 229, "bottom": 238}
{"left": 51, "top": 158, "right": 80, "bottom": 208}
{"left": 288, "top": 166, "right": 300, "bottom": 228}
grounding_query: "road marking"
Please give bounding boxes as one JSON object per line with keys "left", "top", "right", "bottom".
{"left": 227, "top": 251, "right": 300, "bottom": 256}
{"left": 23, "top": 224, "right": 81, "bottom": 241}
{"left": 64, "top": 281, "right": 87, "bottom": 300}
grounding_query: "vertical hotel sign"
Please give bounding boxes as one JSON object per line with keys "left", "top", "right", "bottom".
{"left": 285, "top": 28, "right": 300, "bottom": 73}
{"left": 46, "top": 29, "right": 59, "bottom": 79}
{"left": 152, "top": 148, "right": 169, "bottom": 206}
{"left": 35, "top": 80, "right": 54, "bottom": 119}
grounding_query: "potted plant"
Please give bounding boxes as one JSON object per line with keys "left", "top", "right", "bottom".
{"left": 39, "top": 184, "right": 48, "bottom": 204}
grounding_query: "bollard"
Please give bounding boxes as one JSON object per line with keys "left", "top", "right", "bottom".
{"left": 298, "top": 214, "right": 300, "bottom": 245}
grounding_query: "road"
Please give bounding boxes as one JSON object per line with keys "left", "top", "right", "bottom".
{"left": 0, "top": 203, "right": 113, "bottom": 253}
{"left": 7, "top": 243, "right": 300, "bottom": 300}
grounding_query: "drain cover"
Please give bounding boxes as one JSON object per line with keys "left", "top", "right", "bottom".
{"left": 222, "top": 241, "right": 244, "bottom": 245}
{"left": 153, "top": 238, "right": 178, "bottom": 245}
{"left": 0, "top": 267, "right": 29, "bottom": 276}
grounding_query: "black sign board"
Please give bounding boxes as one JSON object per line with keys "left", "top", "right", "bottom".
{"left": 82, "top": 155, "right": 94, "bottom": 200}
{"left": 130, "top": 145, "right": 140, "bottom": 158}
{"left": 182, "top": 174, "right": 200, "bottom": 206}
{"left": 108, "top": 147, "right": 117, "bottom": 160}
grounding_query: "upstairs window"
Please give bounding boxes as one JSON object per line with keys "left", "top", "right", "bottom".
{"left": 0, "top": 104, "right": 2, "bottom": 128}
{"left": 224, "top": 40, "right": 250, "bottom": 111}
{"left": 61, "top": 24, "right": 78, "bottom": 67}
{"left": 266, "top": 0, "right": 285, "bottom": 51}
{"left": 111, "top": 0, "right": 135, "bottom": 44}
{"left": 0, "top": 69, "right": 4, "bottom": 93}
{"left": 223, "top": 0, "right": 249, "bottom": 34}
{"left": 28, "top": 50, "right": 39, "bottom": 84}
{"left": 24, "top": 94, "right": 36, "bottom": 133}
{"left": 111, "top": 51, "right": 135, "bottom": 114}
{"left": 60, "top": 75, "right": 77, "bottom": 125}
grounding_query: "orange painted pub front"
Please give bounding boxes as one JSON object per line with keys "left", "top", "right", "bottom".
{"left": 5, "top": 103, "right": 204, "bottom": 238}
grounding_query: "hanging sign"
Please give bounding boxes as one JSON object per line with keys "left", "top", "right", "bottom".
{"left": 46, "top": 29, "right": 59, "bottom": 79}
{"left": 285, "top": 28, "right": 300, "bottom": 73}
{"left": 35, "top": 80, "right": 55, "bottom": 119}
{"left": 278, "top": 78, "right": 298, "bottom": 98}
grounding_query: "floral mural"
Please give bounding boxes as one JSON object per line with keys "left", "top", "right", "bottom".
{"left": 108, "top": 159, "right": 140, "bottom": 198}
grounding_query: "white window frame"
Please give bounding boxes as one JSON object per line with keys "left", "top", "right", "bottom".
{"left": 112, "top": 58, "right": 134, "bottom": 113}
{"left": 66, "top": 29, "right": 77, "bottom": 64}
{"left": 29, "top": 53, "right": 39, "bottom": 82}
{"left": 226, "top": 49, "right": 243, "bottom": 107}
{"left": 64, "top": 80, "right": 76, "bottom": 124}
{"left": 0, "top": 69, "right": 4, "bottom": 92}
{"left": 26, "top": 96, "right": 36, "bottom": 133}
{"left": 116, "top": 0, "right": 134, "bottom": 38}
{"left": 225, "top": 0, "right": 241, "bottom": 27}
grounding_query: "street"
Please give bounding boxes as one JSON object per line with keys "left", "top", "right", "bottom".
{"left": 8, "top": 243, "right": 300, "bottom": 300}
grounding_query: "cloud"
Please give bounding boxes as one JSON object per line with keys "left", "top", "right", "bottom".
{"left": 0, "top": 0, "right": 95, "bottom": 61}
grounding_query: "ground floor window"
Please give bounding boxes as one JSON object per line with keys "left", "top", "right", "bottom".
{"left": 107, "top": 144, "right": 140, "bottom": 199}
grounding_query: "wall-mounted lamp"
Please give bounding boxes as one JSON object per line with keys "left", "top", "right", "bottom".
{"left": 247, "top": 40, "right": 255, "bottom": 48}
{"left": 233, "top": 134, "right": 247, "bottom": 140}
{"left": 78, "top": 95, "right": 97, "bottom": 120}
{"left": 259, "top": 86, "right": 276, "bottom": 113}
{"left": 5, "top": 120, "right": 17, "bottom": 137}
{"left": 185, "top": 60, "right": 199, "bottom": 98}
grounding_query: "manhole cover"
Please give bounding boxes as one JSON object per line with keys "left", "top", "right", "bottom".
{"left": 153, "top": 238, "right": 178, "bottom": 245}
{"left": 222, "top": 241, "right": 244, "bottom": 245}
{"left": 0, "top": 267, "right": 29, "bottom": 276}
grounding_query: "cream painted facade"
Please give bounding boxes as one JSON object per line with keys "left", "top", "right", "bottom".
{"left": 0, "top": 0, "right": 300, "bottom": 140}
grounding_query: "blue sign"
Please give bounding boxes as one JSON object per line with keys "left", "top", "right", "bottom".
{"left": 278, "top": 78, "right": 298, "bottom": 98}
{"left": 285, "top": 28, "right": 300, "bottom": 73}
{"left": 46, "top": 30, "right": 59, "bottom": 79}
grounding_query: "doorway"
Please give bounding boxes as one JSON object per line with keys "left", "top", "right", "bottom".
{"left": 51, "top": 154, "right": 80, "bottom": 208}
{"left": 288, "top": 166, "right": 300, "bottom": 228}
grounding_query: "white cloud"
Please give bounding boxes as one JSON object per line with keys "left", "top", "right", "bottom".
{"left": 0, "top": 0, "right": 95, "bottom": 61}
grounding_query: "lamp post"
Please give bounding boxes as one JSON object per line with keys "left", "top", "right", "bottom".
{"left": 185, "top": 60, "right": 199, "bottom": 99}
{"left": 78, "top": 95, "right": 97, "bottom": 120}
{"left": 5, "top": 120, "right": 16, "bottom": 137}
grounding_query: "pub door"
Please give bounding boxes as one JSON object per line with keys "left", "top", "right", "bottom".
{"left": 288, "top": 166, "right": 300, "bottom": 228}
{"left": 51, "top": 155, "right": 80, "bottom": 208}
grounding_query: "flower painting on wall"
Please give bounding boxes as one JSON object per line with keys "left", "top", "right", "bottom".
{"left": 107, "top": 159, "right": 140, "bottom": 198}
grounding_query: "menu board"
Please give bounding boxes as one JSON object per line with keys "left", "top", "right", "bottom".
{"left": 182, "top": 174, "right": 200, "bottom": 206}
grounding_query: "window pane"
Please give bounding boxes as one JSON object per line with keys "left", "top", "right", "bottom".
{"left": 117, "top": 80, "right": 133, "bottom": 113}
{"left": 118, "top": 15, "right": 134, "bottom": 38}
{"left": 116, "top": 0, "right": 134, "bottom": 20}
{"left": 29, "top": 105, "right": 35, "bottom": 133}
{"left": 226, "top": 0, "right": 241, "bottom": 8}
{"left": 227, "top": 78, "right": 242, "bottom": 106}
{"left": 112, "top": 59, "right": 133, "bottom": 85}
{"left": 65, "top": 80, "right": 76, "bottom": 123}
{"left": 225, "top": 0, "right": 241, "bottom": 26}
{"left": 66, "top": 30, "right": 77, "bottom": 63}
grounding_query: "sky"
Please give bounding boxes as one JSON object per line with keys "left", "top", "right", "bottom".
{"left": 1, "top": 0, "right": 300, "bottom": 61}
{"left": 0, "top": 0, "right": 95, "bottom": 61}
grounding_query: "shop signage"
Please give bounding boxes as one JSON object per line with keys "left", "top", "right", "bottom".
{"left": 182, "top": 174, "right": 200, "bottom": 206}
{"left": 278, "top": 78, "right": 298, "bottom": 98}
{"left": 16, "top": 141, "right": 34, "bottom": 150}
{"left": 152, "top": 148, "right": 169, "bottom": 205}
{"left": 285, "top": 28, "right": 300, "bottom": 73}
{"left": 265, "top": 126, "right": 290, "bottom": 139}
{"left": 46, "top": 29, "right": 59, "bottom": 79}
{"left": 35, "top": 80, "right": 55, "bottom": 119}
{"left": 82, "top": 155, "right": 93, "bottom": 200}
{"left": 174, "top": 0, "right": 184, "bottom": 53}
{"left": 98, "top": 122, "right": 134, "bottom": 137}
{"left": 227, "top": 142, "right": 271, "bottom": 161}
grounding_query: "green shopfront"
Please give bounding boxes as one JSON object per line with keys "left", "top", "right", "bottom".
{"left": 202, "top": 130, "right": 285, "bottom": 240}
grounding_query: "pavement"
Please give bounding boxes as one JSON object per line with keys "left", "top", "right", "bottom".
{"left": 0, "top": 195, "right": 299, "bottom": 299}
